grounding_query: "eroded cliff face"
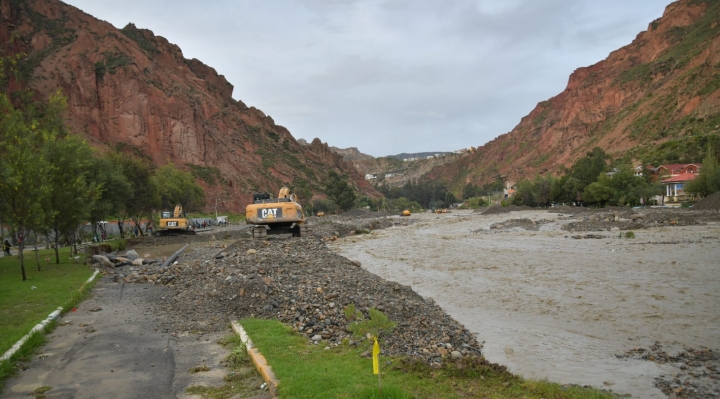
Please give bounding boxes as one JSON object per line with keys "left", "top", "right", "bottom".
{"left": 0, "top": 0, "right": 377, "bottom": 211}
{"left": 430, "top": 0, "right": 720, "bottom": 189}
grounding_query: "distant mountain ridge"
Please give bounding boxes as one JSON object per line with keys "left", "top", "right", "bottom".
{"left": 428, "top": 0, "right": 720, "bottom": 192}
{"left": 328, "top": 146, "right": 465, "bottom": 186}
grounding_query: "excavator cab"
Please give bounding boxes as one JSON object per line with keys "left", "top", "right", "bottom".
{"left": 246, "top": 187, "right": 311, "bottom": 238}
{"left": 156, "top": 205, "right": 196, "bottom": 236}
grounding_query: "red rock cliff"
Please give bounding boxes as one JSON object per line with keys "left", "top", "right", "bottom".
{"left": 430, "top": 0, "right": 720, "bottom": 189}
{"left": 0, "top": 0, "right": 378, "bottom": 211}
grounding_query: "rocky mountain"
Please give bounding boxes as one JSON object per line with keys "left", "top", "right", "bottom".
{"left": 328, "top": 146, "right": 374, "bottom": 161}
{"left": 429, "top": 0, "right": 720, "bottom": 191}
{"left": 326, "top": 145, "right": 464, "bottom": 187}
{"left": 0, "top": 0, "right": 378, "bottom": 212}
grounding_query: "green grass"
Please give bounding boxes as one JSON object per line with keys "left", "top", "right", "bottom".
{"left": 0, "top": 246, "right": 95, "bottom": 356}
{"left": 240, "top": 318, "right": 614, "bottom": 399}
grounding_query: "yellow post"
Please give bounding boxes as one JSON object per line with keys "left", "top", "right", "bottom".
{"left": 373, "top": 337, "right": 381, "bottom": 392}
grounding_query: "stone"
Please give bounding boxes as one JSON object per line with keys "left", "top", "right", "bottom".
{"left": 125, "top": 250, "right": 139, "bottom": 260}
{"left": 451, "top": 351, "right": 462, "bottom": 359}
{"left": 132, "top": 259, "right": 144, "bottom": 266}
{"left": 92, "top": 255, "right": 114, "bottom": 268}
{"left": 351, "top": 260, "right": 361, "bottom": 267}
{"left": 312, "top": 334, "right": 322, "bottom": 341}
{"left": 246, "top": 249, "right": 257, "bottom": 255}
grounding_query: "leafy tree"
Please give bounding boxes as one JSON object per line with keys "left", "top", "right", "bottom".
{"left": 686, "top": 145, "right": 720, "bottom": 196}
{"left": 325, "top": 171, "right": 357, "bottom": 211}
{"left": 115, "top": 155, "right": 159, "bottom": 236}
{"left": 0, "top": 93, "right": 61, "bottom": 280}
{"left": 568, "top": 147, "right": 610, "bottom": 199}
{"left": 462, "top": 183, "right": 479, "bottom": 200}
{"left": 153, "top": 164, "right": 205, "bottom": 211}
{"left": 44, "top": 135, "right": 100, "bottom": 263}
{"left": 583, "top": 167, "right": 655, "bottom": 207}
{"left": 290, "top": 178, "right": 314, "bottom": 211}
{"left": 312, "top": 199, "right": 338, "bottom": 214}
{"left": 87, "top": 153, "right": 132, "bottom": 240}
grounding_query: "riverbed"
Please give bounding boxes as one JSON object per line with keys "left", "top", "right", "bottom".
{"left": 328, "top": 210, "right": 720, "bottom": 398}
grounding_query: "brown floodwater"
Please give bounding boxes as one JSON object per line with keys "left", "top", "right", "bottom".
{"left": 328, "top": 210, "right": 720, "bottom": 399}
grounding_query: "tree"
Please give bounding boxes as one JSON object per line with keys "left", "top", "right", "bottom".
{"left": 290, "top": 178, "right": 313, "bottom": 211}
{"left": 44, "top": 135, "right": 100, "bottom": 263}
{"left": 153, "top": 164, "right": 205, "bottom": 211}
{"left": 87, "top": 153, "right": 132, "bottom": 241}
{"left": 116, "top": 155, "right": 159, "bottom": 236}
{"left": 325, "top": 171, "right": 357, "bottom": 211}
{"left": 686, "top": 145, "right": 720, "bottom": 197}
{"left": 0, "top": 93, "right": 60, "bottom": 280}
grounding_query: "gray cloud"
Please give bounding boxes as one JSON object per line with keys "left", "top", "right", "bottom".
{"left": 64, "top": 0, "right": 670, "bottom": 156}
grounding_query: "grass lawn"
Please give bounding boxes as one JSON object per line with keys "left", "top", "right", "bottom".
{"left": 0, "top": 246, "right": 95, "bottom": 356}
{"left": 240, "top": 318, "right": 614, "bottom": 399}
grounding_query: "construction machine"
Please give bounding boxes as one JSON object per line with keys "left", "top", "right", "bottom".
{"left": 245, "top": 187, "right": 311, "bottom": 238}
{"left": 156, "top": 205, "right": 196, "bottom": 236}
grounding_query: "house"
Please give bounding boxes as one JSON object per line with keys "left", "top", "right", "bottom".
{"left": 503, "top": 182, "right": 516, "bottom": 199}
{"left": 657, "top": 163, "right": 700, "bottom": 177}
{"left": 365, "top": 174, "right": 377, "bottom": 180}
{"left": 661, "top": 172, "right": 700, "bottom": 206}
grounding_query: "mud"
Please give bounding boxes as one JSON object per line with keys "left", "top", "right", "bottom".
{"left": 328, "top": 209, "right": 720, "bottom": 399}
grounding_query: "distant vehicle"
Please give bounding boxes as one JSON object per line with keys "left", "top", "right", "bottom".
{"left": 246, "top": 187, "right": 311, "bottom": 238}
{"left": 156, "top": 205, "right": 196, "bottom": 236}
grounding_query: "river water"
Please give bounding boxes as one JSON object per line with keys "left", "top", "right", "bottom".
{"left": 328, "top": 210, "right": 720, "bottom": 398}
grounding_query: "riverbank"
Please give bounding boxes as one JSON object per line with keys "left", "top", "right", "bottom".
{"left": 328, "top": 208, "right": 720, "bottom": 398}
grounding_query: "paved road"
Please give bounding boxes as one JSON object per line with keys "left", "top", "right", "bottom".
{"left": 1, "top": 277, "right": 270, "bottom": 399}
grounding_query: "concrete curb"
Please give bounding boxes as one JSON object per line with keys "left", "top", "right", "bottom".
{"left": 231, "top": 321, "right": 279, "bottom": 397}
{"left": 0, "top": 269, "right": 100, "bottom": 363}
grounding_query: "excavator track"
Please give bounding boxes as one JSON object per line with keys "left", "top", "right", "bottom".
{"left": 251, "top": 226, "right": 268, "bottom": 239}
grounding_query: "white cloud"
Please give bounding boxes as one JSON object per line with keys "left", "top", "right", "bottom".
{"left": 64, "top": 0, "right": 669, "bottom": 156}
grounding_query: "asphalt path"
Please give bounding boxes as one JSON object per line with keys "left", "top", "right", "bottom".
{"left": 1, "top": 277, "right": 270, "bottom": 399}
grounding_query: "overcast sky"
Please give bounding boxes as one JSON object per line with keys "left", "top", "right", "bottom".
{"left": 64, "top": 0, "right": 670, "bottom": 157}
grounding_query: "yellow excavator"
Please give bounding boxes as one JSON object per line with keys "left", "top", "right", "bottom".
{"left": 156, "top": 205, "right": 196, "bottom": 236}
{"left": 245, "top": 187, "right": 311, "bottom": 238}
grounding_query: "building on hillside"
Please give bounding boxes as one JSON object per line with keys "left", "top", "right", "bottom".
{"left": 660, "top": 172, "right": 701, "bottom": 206}
{"left": 654, "top": 163, "right": 701, "bottom": 206}
{"left": 657, "top": 163, "right": 700, "bottom": 177}
{"left": 503, "top": 182, "right": 517, "bottom": 199}
{"left": 365, "top": 174, "right": 377, "bottom": 180}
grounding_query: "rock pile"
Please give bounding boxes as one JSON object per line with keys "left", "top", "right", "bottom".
{"left": 90, "top": 235, "right": 484, "bottom": 367}
{"left": 560, "top": 209, "right": 703, "bottom": 232}
{"left": 480, "top": 218, "right": 553, "bottom": 232}
{"left": 617, "top": 342, "right": 719, "bottom": 399}
{"left": 309, "top": 216, "right": 400, "bottom": 239}
{"left": 693, "top": 192, "right": 720, "bottom": 210}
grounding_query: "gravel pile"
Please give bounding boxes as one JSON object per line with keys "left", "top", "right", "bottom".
{"left": 474, "top": 218, "right": 554, "bottom": 232}
{"left": 309, "top": 216, "right": 401, "bottom": 239}
{"left": 561, "top": 209, "right": 702, "bottom": 232}
{"left": 693, "top": 192, "right": 720, "bottom": 210}
{"left": 90, "top": 234, "right": 483, "bottom": 368}
{"left": 617, "top": 342, "right": 719, "bottom": 399}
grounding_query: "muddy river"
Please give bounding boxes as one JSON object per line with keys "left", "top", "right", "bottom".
{"left": 328, "top": 210, "right": 720, "bottom": 398}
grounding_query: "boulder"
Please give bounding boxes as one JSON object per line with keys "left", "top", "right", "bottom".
{"left": 125, "top": 249, "right": 139, "bottom": 260}
{"left": 92, "top": 255, "right": 114, "bottom": 268}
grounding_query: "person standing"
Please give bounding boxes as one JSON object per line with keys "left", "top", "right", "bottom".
{"left": 3, "top": 239, "right": 11, "bottom": 256}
